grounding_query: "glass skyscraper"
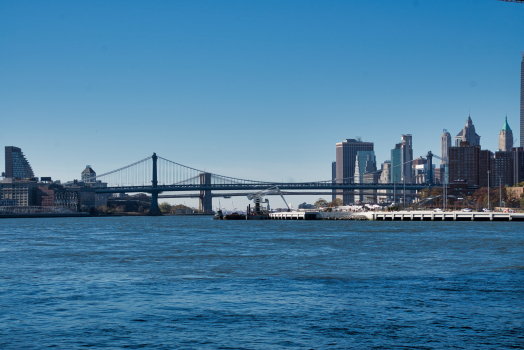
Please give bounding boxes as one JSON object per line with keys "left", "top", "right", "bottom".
{"left": 5, "top": 146, "right": 35, "bottom": 179}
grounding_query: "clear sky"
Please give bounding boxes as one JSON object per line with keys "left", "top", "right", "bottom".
{"left": 1, "top": 0, "right": 523, "bottom": 209}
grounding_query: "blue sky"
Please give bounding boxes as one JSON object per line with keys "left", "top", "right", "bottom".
{"left": 1, "top": 0, "right": 523, "bottom": 208}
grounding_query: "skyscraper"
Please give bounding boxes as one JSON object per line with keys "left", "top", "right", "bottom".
{"left": 498, "top": 116, "right": 513, "bottom": 152}
{"left": 390, "top": 143, "right": 402, "bottom": 184}
{"left": 354, "top": 151, "right": 376, "bottom": 203}
{"left": 454, "top": 115, "right": 481, "bottom": 147}
{"left": 378, "top": 161, "right": 391, "bottom": 203}
{"left": 5, "top": 146, "right": 35, "bottom": 179}
{"left": 401, "top": 134, "right": 413, "bottom": 183}
{"left": 521, "top": 52, "right": 524, "bottom": 147}
{"left": 335, "top": 138, "right": 374, "bottom": 204}
{"left": 331, "top": 161, "right": 336, "bottom": 201}
{"left": 441, "top": 129, "right": 451, "bottom": 164}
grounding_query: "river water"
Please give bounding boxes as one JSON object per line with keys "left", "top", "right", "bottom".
{"left": 0, "top": 217, "right": 522, "bottom": 349}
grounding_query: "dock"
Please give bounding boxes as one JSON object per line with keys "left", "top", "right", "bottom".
{"left": 371, "top": 210, "right": 524, "bottom": 221}
{"left": 269, "top": 210, "right": 524, "bottom": 221}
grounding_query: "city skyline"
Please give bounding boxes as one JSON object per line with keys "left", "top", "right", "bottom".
{"left": 1, "top": 1, "right": 523, "bottom": 207}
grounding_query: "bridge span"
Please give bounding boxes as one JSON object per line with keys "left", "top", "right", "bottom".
{"left": 92, "top": 153, "right": 439, "bottom": 215}
{"left": 156, "top": 190, "right": 420, "bottom": 199}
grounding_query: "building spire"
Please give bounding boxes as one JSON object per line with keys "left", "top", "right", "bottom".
{"left": 501, "top": 114, "right": 512, "bottom": 132}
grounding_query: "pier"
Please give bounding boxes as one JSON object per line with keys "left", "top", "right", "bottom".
{"left": 371, "top": 211, "right": 524, "bottom": 221}
{"left": 269, "top": 210, "right": 524, "bottom": 221}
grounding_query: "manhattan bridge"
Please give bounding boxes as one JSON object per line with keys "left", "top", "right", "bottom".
{"left": 91, "top": 153, "right": 441, "bottom": 215}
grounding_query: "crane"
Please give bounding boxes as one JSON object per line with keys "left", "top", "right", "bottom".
{"left": 247, "top": 186, "right": 290, "bottom": 214}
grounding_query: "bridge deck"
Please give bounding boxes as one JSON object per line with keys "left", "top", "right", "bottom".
{"left": 96, "top": 183, "right": 437, "bottom": 193}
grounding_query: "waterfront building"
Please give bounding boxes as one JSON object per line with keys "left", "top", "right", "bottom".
{"left": 4, "top": 146, "right": 35, "bottom": 179}
{"left": 498, "top": 116, "right": 513, "bottom": 152}
{"left": 63, "top": 180, "right": 108, "bottom": 210}
{"left": 0, "top": 199, "right": 18, "bottom": 206}
{"left": 36, "top": 185, "right": 56, "bottom": 207}
{"left": 335, "top": 138, "right": 373, "bottom": 204}
{"left": 441, "top": 129, "right": 451, "bottom": 164}
{"left": 71, "top": 168, "right": 109, "bottom": 208}
{"left": 454, "top": 116, "right": 481, "bottom": 147}
{"left": 0, "top": 178, "right": 38, "bottom": 206}
{"left": 54, "top": 189, "right": 80, "bottom": 211}
{"left": 36, "top": 184, "right": 79, "bottom": 211}
{"left": 81, "top": 165, "right": 96, "bottom": 183}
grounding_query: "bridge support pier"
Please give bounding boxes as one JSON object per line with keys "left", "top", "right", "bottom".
{"left": 147, "top": 152, "right": 163, "bottom": 216}
{"left": 148, "top": 191, "right": 162, "bottom": 216}
{"left": 199, "top": 172, "right": 212, "bottom": 214}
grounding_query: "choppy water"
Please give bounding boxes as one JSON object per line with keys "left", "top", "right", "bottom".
{"left": 0, "top": 217, "right": 523, "bottom": 349}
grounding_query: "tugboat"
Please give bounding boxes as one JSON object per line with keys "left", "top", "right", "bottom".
{"left": 213, "top": 209, "right": 224, "bottom": 220}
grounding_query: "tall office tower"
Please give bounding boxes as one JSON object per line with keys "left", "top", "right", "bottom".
{"left": 454, "top": 115, "right": 481, "bottom": 147}
{"left": 512, "top": 147, "right": 524, "bottom": 185}
{"left": 336, "top": 138, "right": 374, "bottom": 205}
{"left": 378, "top": 161, "right": 391, "bottom": 203}
{"left": 401, "top": 134, "right": 413, "bottom": 183}
{"left": 390, "top": 143, "right": 402, "bottom": 184}
{"left": 379, "top": 161, "right": 391, "bottom": 184}
{"left": 492, "top": 151, "right": 514, "bottom": 187}
{"left": 449, "top": 141, "right": 492, "bottom": 188}
{"left": 479, "top": 150, "right": 492, "bottom": 188}
{"left": 5, "top": 146, "right": 35, "bottom": 179}
{"left": 412, "top": 156, "right": 428, "bottom": 184}
{"left": 362, "top": 155, "right": 379, "bottom": 203}
{"left": 354, "top": 151, "right": 376, "bottom": 203}
{"left": 498, "top": 116, "right": 514, "bottom": 152}
{"left": 449, "top": 143, "right": 481, "bottom": 186}
{"left": 441, "top": 129, "right": 451, "bottom": 164}
{"left": 521, "top": 52, "right": 524, "bottom": 147}
{"left": 331, "top": 161, "right": 336, "bottom": 201}
{"left": 81, "top": 165, "right": 96, "bottom": 183}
